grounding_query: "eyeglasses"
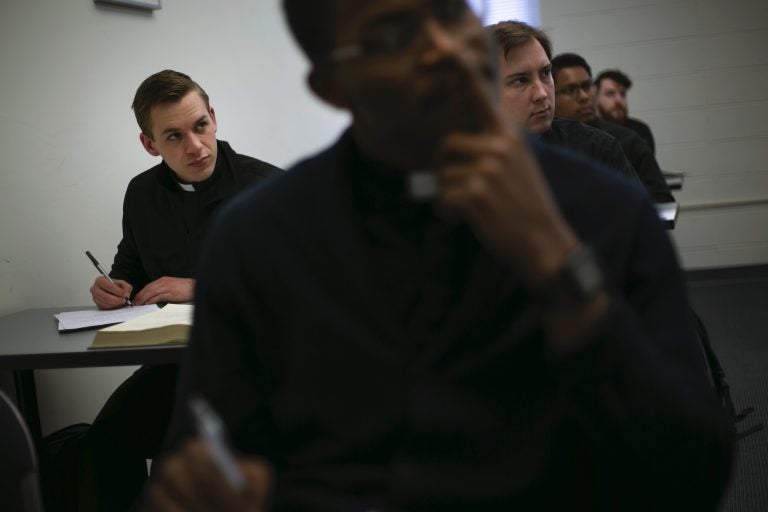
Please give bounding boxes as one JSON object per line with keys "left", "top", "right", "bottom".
{"left": 323, "top": 0, "right": 488, "bottom": 64}
{"left": 556, "top": 79, "right": 594, "bottom": 98}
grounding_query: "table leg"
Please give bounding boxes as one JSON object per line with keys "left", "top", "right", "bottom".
{"left": 13, "top": 369, "right": 42, "bottom": 445}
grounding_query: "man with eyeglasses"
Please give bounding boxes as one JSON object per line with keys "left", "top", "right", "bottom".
{"left": 552, "top": 53, "right": 674, "bottom": 203}
{"left": 489, "top": 20, "right": 638, "bottom": 181}
{"left": 143, "top": 1, "right": 731, "bottom": 511}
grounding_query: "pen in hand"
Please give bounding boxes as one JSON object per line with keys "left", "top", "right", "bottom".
{"left": 85, "top": 250, "right": 133, "bottom": 307}
{"left": 189, "top": 394, "right": 247, "bottom": 492}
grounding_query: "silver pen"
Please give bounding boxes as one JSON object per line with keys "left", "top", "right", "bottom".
{"left": 85, "top": 250, "right": 133, "bottom": 307}
{"left": 189, "top": 394, "right": 247, "bottom": 492}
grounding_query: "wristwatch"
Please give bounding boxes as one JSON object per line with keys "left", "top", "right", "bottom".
{"left": 535, "top": 244, "right": 605, "bottom": 309}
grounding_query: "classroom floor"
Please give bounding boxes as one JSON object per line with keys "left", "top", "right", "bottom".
{"left": 686, "top": 265, "right": 768, "bottom": 512}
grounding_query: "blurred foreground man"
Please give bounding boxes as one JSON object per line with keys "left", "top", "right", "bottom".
{"left": 146, "top": 2, "right": 732, "bottom": 511}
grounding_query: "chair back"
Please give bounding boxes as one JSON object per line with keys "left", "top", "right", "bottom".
{"left": 0, "top": 389, "right": 44, "bottom": 512}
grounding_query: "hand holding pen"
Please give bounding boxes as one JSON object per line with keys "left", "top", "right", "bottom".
{"left": 189, "top": 395, "right": 247, "bottom": 492}
{"left": 141, "top": 396, "right": 273, "bottom": 512}
{"left": 86, "top": 250, "right": 134, "bottom": 309}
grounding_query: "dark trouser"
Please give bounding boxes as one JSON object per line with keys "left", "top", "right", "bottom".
{"left": 83, "top": 364, "right": 179, "bottom": 512}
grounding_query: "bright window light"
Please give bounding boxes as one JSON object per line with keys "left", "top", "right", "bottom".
{"left": 469, "top": 0, "right": 541, "bottom": 26}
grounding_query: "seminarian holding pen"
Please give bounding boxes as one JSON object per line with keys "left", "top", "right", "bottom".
{"left": 144, "top": 1, "right": 732, "bottom": 511}
{"left": 80, "top": 70, "right": 281, "bottom": 511}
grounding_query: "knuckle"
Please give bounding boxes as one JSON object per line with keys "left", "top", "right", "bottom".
{"left": 475, "top": 158, "right": 504, "bottom": 184}
{"left": 466, "top": 176, "right": 488, "bottom": 202}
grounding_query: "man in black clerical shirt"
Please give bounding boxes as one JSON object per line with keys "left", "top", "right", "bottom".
{"left": 596, "top": 69, "right": 656, "bottom": 154}
{"left": 489, "top": 20, "right": 639, "bottom": 182}
{"left": 80, "top": 70, "right": 281, "bottom": 512}
{"left": 552, "top": 52, "right": 674, "bottom": 203}
{"left": 144, "top": 2, "right": 731, "bottom": 511}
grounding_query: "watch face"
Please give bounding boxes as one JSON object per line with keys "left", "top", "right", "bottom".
{"left": 573, "top": 248, "right": 603, "bottom": 292}
{"left": 540, "top": 244, "right": 604, "bottom": 308}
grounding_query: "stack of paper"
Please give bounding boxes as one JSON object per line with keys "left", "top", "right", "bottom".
{"left": 55, "top": 305, "right": 160, "bottom": 331}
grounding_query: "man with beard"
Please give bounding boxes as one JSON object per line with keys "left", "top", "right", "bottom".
{"left": 552, "top": 52, "right": 674, "bottom": 203}
{"left": 596, "top": 69, "right": 656, "bottom": 154}
{"left": 143, "top": 2, "right": 732, "bottom": 511}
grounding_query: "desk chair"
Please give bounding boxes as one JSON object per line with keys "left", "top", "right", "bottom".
{"left": 691, "top": 309, "right": 764, "bottom": 440}
{"left": 0, "top": 390, "right": 44, "bottom": 512}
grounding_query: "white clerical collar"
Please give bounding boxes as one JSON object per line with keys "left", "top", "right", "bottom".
{"left": 178, "top": 182, "right": 195, "bottom": 192}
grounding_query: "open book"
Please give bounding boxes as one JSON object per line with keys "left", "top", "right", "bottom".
{"left": 90, "top": 304, "right": 194, "bottom": 349}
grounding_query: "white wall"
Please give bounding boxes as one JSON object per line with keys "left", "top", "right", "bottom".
{"left": 0, "top": 0, "right": 347, "bottom": 434}
{"left": 540, "top": 0, "right": 768, "bottom": 269}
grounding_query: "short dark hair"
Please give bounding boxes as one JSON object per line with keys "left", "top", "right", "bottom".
{"left": 131, "top": 70, "right": 210, "bottom": 138}
{"left": 282, "top": 0, "right": 339, "bottom": 63}
{"left": 487, "top": 20, "right": 552, "bottom": 61}
{"left": 551, "top": 53, "right": 592, "bottom": 79}
{"left": 595, "top": 69, "right": 632, "bottom": 90}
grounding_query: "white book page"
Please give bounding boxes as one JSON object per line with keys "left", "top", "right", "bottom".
{"left": 99, "top": 304, "right": 194, "bottom": 332}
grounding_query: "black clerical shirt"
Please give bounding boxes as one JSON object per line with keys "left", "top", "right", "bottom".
{"left": 348, "top": 156, "right": 474, "bottom": 354}
{"left": 542, "top": 118, "right": 639, "bottom": 181}
{"left": 588, "top": 119, "right": 673, "bottom": 203}
{"left": 110, "top": 140, "right": 281, "bottom": 293}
